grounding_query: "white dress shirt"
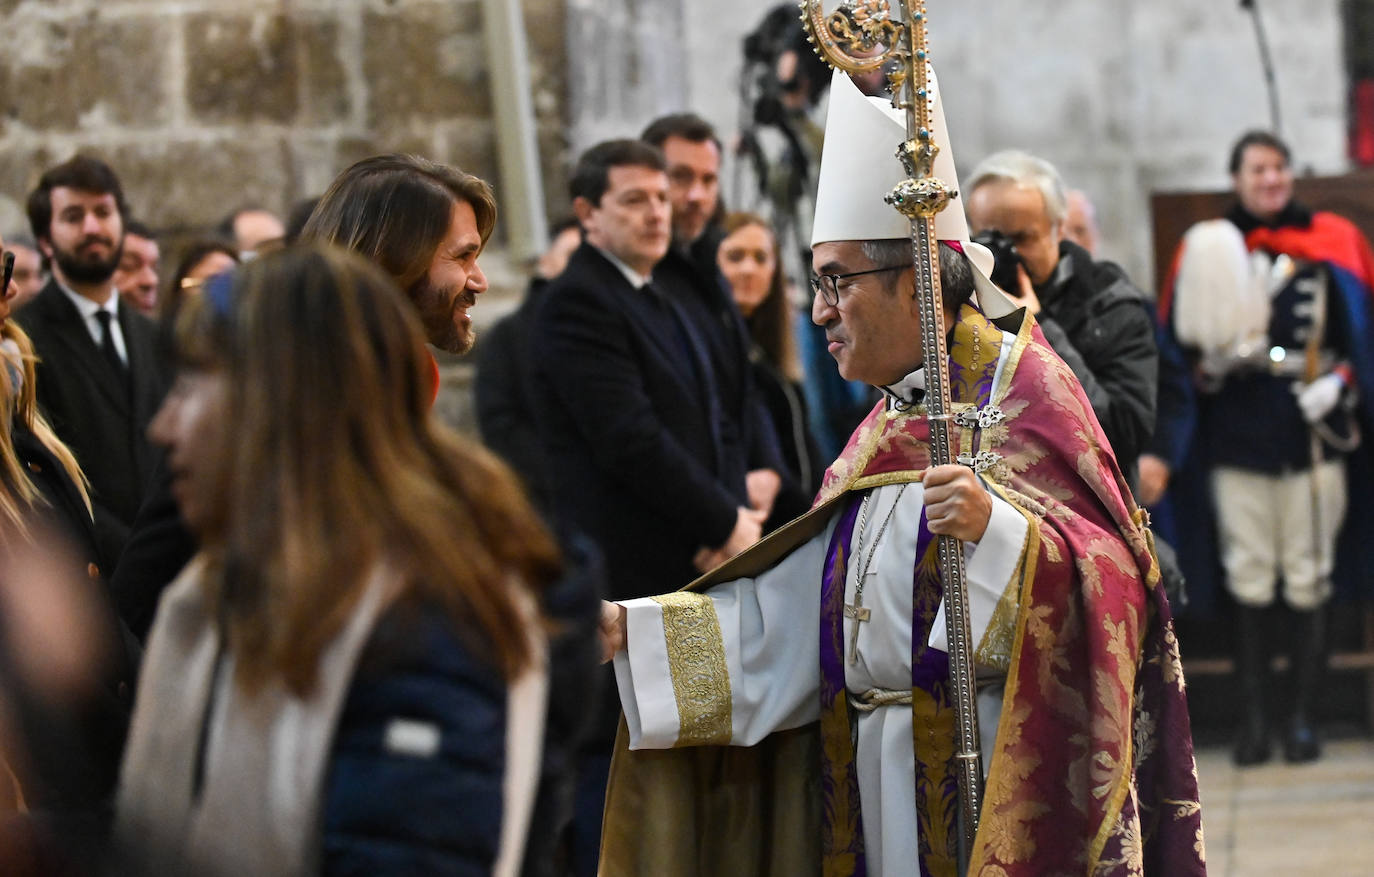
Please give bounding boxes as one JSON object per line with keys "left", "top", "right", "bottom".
{"left": 57, "top": 280, "right": 128, "bottom": 365}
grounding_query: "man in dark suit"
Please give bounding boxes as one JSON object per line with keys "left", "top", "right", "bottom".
{"left": 475, "top": 216, "right": 583, "bottom": 513}
{"left": 530, "top": 139, "right": 767, "bottom": 875}
{"left": 642, "top": 113, "right": 803, "bottom": 527}
{"left": 19, "top": 155, "right": 170, "bottom": 564}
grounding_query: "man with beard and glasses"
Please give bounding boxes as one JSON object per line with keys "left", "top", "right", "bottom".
{"left": 19, "top": 155, "right": 170, "bottom": 564}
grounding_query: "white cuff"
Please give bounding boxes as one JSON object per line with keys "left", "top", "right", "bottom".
{"left": 612, "top": 597, "right": 682, "bottom": 749}
{"left": 928, "top": 492, "right": 1028, "bottom": 653}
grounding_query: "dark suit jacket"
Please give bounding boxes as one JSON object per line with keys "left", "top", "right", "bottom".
{"left": 475, "top": 277, "right": 555, "bottom": 512}
{"left": 18, "top": 279, "right": 170, "bottom": 560}
{"left": 657, "top": 237, "right": 789, "bottom": 495}
{"left": 8, "top": 420, "right": 137, "bottom": 812}
{"left": 109, "top": 461, "right": 197, "bottom": 642}
{"left": 531, "top": 244, "right": 748, "bottom": 603}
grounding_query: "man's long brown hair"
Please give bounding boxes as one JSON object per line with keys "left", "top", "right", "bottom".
{"left": 171, "top": 244, "right": 559, "bottom": 695}
{"left": 300, "top": 154, "right": 497, "bottom": 295}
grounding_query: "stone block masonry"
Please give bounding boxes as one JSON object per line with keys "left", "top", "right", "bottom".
{"left": 0, "top": 0, "right": 570, "bottom": 433}
{"left": 0, "top": 0, "right": 570, "bottom": 254}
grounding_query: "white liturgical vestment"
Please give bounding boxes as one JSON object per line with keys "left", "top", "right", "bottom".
{"left": 613, "top": 336, "right": 1031, "bottom": 876}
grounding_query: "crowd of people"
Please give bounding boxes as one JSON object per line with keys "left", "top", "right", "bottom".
{"left": 0, "top": 15, "right": 1369, "bottom": 877}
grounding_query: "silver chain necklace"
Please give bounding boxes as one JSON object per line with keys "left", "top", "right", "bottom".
{"left": 846, "top": 483, "right": 909, "bottom": 665}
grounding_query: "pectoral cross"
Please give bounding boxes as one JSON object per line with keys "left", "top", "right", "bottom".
{"left": 844, "top": 603, "right": 871, "bottom": 665}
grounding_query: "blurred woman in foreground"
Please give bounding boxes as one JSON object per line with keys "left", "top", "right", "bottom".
{"left": 718, "top": 212, "right": 822, "bottom": 522}
{"left": 114, "top": 244, "right": 561, "bottom": 875}
{"left": 0, "top": 235, "right": 135, "bottom": 872}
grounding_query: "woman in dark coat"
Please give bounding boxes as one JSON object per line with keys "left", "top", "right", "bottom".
{"left": 0, "top": 237, "right": 136, "bottom": 873}
{"left": 718, "top": 212, "right": 823, "bottom": 523}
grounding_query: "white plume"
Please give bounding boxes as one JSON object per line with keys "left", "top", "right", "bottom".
{"left": 1173, "top": 219, "right": 1270, "bottom": 353}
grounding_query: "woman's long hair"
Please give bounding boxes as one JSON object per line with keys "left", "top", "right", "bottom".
{"left": 0, "top": 321, "right": 91, "bottom": 540}
{"left": 721, "top": 212, "right": 801, "bottom": 382}
{"left": 171, "top": 244, "right": 559, "bottom": 695}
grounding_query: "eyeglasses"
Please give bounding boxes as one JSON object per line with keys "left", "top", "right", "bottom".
{"left": 2, "top": 251, "right": 14, "bottom": 296}
{"left": 809, "top": 264, "right": 908, "bottom": 307}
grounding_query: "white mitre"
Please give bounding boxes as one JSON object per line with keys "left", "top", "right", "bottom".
{"left": 811, "top": 69, "right": 1013, "bottom": 318}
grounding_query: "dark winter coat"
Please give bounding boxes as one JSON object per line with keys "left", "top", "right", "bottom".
{"left": 1034, "top": 240, "right": 1159, "bottom": 487}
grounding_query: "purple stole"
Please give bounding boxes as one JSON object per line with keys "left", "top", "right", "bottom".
{"left": 817, "top": 307, "right": 1004, "bottom": 877}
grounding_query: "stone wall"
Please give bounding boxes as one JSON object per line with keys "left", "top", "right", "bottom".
{"left": 0, "top": 0, "right": 571, "bottom": 432}
{"left": 935, "top": 0, "right": 1349, "bottom": 291}
{"left": 666, "top": 0, "right": 1353, "bottom": 292}
{"left": 1, "top": 0, "right": 569, "bottom": 243}
{"left": 2, "top": 0, "right": 1361, "bottom": 425}
{"left": 11, "top": 0, "right": 1341, "bottom": 295}
{"left": 564, "top": 0, "right": 690, "bottom": 152}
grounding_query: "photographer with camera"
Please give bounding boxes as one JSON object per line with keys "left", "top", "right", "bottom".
{"left": 966, "top": 150, "right": 1159, "bottom": 489}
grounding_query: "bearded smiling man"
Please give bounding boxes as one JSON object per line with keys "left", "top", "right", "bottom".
{"left": 302, "top": 154, "right": 494, "bottom": 368}
{"left": 106, "top": 154, "right": 501, "bottom": 640}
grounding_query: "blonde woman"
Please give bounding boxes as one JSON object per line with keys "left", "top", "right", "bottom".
{"left": 0, "top": 234, "right": 135, "bottom": 871}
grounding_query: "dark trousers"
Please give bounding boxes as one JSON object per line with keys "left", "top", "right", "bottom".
{"left": 571, "top": 751, "right": 612, "bottom": 877}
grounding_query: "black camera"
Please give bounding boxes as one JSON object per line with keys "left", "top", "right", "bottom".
{"left": 970, "top": 229, "right": 1022, "bottom": 293}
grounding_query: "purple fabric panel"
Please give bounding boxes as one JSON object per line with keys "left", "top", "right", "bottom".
{"left": 819, "top": 494, "right": 867, "bottom": 875}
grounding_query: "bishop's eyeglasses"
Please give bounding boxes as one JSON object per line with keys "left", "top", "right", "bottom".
{"left": 2, "top": 251, "right": 14, "bottom": 296}
{"left": 809, "top": 264, "right": 908, "bottom": 307}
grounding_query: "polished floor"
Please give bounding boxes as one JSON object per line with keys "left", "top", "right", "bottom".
{"left": 1196, "top": 736, "right": 1374, "bottom": 876}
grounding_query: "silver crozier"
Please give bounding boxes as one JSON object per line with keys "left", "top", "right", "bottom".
{"left": 801, "top": 2, "right": 984, "bottom": 870}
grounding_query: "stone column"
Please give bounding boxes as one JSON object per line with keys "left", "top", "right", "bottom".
{"left": 564, "top": 0, "right": 690, "bottom": 152}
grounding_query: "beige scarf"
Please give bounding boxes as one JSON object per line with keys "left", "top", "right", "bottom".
{"left": 114, "top": 558, "right": 547, "bottom": 876}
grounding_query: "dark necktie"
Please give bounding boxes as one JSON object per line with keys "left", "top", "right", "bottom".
{"left": 95, "top": 310, "right": 127, "bottom": 376}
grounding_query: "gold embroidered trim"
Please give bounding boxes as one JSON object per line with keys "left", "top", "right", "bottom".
{"left": 977, "top": 482, "right": 1032, "bottom": 671}
{"left": 968, "top": 500, "right": 1041, "bottom": 869}
{"left": 976, "top": 570, "right": 1022, "bottom": 672}
{"left": 849, "top": 470, "right": 925, "bottom": 492}
{"left": 992, "top": 312, "right": 1036, "bottom": 408}
{"left": 910, "top": 685, "right": 958, "bottom": 874}
{"left": 841, "top": 408, "right": 893, "bottom": 493}
{"left": 651, "top": 592, "right": 733, "bottom": 747}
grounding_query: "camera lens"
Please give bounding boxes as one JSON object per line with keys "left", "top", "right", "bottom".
{"left": 971, "top": 229, "right": 1021, "bottom": 292}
